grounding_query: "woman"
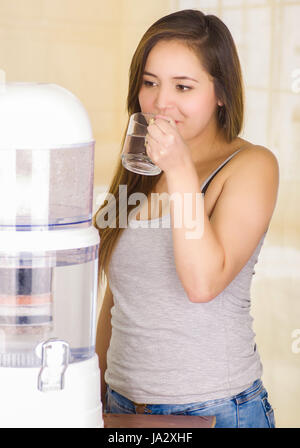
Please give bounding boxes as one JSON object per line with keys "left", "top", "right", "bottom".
{"left": 95, "top": 9, "right": 278, "bottom": 428}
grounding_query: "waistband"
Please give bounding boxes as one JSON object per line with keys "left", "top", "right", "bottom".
{"left": 107, "top": 379, "right": 264, "bottom": 414}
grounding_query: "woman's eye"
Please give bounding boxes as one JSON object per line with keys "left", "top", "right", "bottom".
{"left": 176, "top": 84, "right": 191, "bottom": 92}
{"left": 143, "top": 80, "right": 156, "bottom": 87}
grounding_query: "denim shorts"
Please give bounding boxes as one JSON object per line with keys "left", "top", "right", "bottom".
{"left": 105, "top": 379, "right": 276, "bottom": 428}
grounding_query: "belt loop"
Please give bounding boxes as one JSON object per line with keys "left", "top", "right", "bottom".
{"left": 133, "top": 402, "right": 152, "bottom": 414}
{"left": 134, "top": 403, "right": 147, "bottom": 414}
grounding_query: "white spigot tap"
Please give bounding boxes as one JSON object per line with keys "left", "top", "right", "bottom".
{"left": 37, "top": 338, "right": 70, "bottom": 392}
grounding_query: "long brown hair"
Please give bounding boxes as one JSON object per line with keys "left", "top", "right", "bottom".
{"left": 94, "top": 9, "right": 244, "bottom": 282}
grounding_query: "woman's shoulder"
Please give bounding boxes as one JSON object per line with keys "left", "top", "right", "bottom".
{"left": 233, "top": 141, "right": 279, "bottom": 169}
{"left": 206, "top": 140, "right": 279, "bottom": 194}
{"left": 223, "top": 141, "right": 279, "bottom": 198}
{"left": 223, "top": 140, "right": 279, "bottom": 187}
{"left": 201, "top": 140, "right": 279, "bottom": 218}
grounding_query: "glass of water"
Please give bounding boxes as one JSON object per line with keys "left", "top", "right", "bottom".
{"left": 121, "top": 112, "right": 162, "bottom": 176}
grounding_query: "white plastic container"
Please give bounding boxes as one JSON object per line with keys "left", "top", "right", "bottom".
{"left": 0, "top": 83, "right": 103, "bottom": 428}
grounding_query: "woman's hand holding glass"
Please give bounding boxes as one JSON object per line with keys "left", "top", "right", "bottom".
{"left": 145, "top": 115, "right": 193, "bottom": 175}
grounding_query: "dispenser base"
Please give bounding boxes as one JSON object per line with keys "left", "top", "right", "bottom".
{"left": 0, "top": 354, "right": 103, "bottom": 428}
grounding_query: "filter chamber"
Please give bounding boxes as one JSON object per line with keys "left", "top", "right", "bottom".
{"left": 0, "top": 142, "right": 95, "bottom": 229}
{"left": 0, "top": 245, "right": 99, "bottom": 367}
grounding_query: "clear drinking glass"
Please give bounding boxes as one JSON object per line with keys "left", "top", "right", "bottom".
{"left": 121, "top": 112, "right": 162, "bottom": 176}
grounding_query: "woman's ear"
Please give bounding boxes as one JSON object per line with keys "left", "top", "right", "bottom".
{"left": 217, "top": 99, "right": 224, "bottom": 107}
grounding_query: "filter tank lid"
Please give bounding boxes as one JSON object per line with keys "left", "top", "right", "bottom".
{"left": 0, "top": 83, "right": 94, "bottom": 149}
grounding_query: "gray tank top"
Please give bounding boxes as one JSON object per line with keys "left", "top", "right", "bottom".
{"left": 106, "top": 150, "right": 264, "bottom": 404}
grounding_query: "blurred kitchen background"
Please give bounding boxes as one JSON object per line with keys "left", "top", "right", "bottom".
{"left": 0, "top": 0, "right": 299, "bottom": 427}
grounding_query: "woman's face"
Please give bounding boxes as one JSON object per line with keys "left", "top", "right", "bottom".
{"left": 138, "top": 39, "right": 222, "bottom": 146}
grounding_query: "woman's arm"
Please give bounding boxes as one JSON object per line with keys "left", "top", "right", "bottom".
{"left": 146, "top": 117, "right": 279, "bottom": 302}
{"left": 96, "top": 282, "right": 113, "bottom": 406}
{"left": 166, "top": 146, "right": 279, "bottom": 302}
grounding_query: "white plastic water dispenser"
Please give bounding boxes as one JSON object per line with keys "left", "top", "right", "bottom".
{"left": 0, "top": 83, "right": 103, "bottom": 428}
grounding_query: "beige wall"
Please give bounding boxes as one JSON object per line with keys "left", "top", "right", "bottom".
{"left": 0, "top": 0, "right": 173, "bottom": 187}
{"left": 1, "top": 0, "right": 299, "bottom": 428}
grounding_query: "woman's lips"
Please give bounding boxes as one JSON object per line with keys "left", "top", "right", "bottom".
{"left": 152, "top": 114, "right": 181, "bottom": 124}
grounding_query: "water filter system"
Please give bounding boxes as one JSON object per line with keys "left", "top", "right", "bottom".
{"left": 0, "top": 83, "right": 103, "bottom": 428}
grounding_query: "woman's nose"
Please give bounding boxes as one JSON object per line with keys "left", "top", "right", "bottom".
{"left": 154, "top": 86, "right": 174, "bottom": 113}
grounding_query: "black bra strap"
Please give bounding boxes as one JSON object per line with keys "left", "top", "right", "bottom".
{"left": 201, "top": 149, "right": 242, "bottom": 195}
